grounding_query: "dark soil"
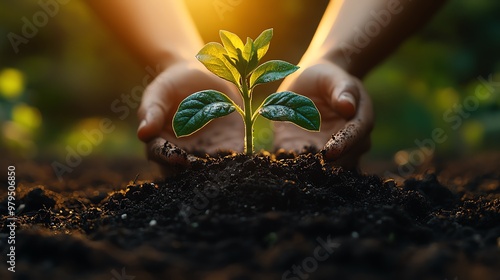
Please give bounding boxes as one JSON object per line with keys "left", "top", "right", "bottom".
{"left": 1, "top": 151, "right": 499, "bottom": 280}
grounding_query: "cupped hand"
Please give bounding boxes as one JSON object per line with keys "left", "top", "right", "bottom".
{"left": 274, "top": 59, "right": 374, "bottom": 168}
{"left": 137, "top": 59, "right": 244, "bottom": 175}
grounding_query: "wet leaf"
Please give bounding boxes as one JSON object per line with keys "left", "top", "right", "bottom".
{"left": 259, "top": 91, "right": 320, "bottom": 131}
{"left": 249, "top": 60, "right": 299, "bottom": 88}
{"left": 173, "top": 90, "right": 236, "bottom": 137}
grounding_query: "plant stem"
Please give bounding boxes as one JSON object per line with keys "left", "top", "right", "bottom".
{"left": 241, "top": 81, "right": 253, "bottom": 155}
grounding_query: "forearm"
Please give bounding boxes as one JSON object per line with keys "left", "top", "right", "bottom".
{"left": 86, "top": 0, "right": 203, "bottom": 69}
{"left": 303, "top": 0, "right": 446, "bottom": 78}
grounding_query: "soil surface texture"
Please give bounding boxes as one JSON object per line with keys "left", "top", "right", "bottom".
{"left": 1, "top": 151, "right": 499, "bottom": 280}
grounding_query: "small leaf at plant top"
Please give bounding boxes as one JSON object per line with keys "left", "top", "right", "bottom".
{"left": 243, "top": 38, "right": 259, "bottom": 75}
{"left": 219, "top": 30, "right": 245, "bottom": 60}
{"left": 259, "top": 91, "right": 321, "bottom": 131}
{"left": 249, "top": 60, "right": 299, "bottom": 88}
{"left": 242, "top": 37, "right": 254, "bottom": 62}
{"left": 196, "top": 42, "right": 240, "bottom": 86}
{"left": 173, "top": 90, "right": 236, "bottom": 137}
{"left": 254, "top": 29, "right": 273, "bottom": 61}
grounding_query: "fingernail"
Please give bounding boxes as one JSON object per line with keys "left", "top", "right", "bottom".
{"left": 339, "top": 92, "right": 355, "bottom": 107}
{"left": 138, "top": 119, "right": 147, "bottom": 131}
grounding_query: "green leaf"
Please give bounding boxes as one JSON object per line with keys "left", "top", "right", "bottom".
{"left": 219, "top": 30, "right": 244, "bottom": 60}
{"left": 249, "top": 60, "right": 299, "bottom": 88}
{"left": 196, "top": 42, "right": 240, "bottom": 86}
{"left": 234, "top": 48, "right": 247, "bottom": 76}
{"left": 258, "top": 91, "right": 321, "bottom": 131}
{"left": 243, "top": 37, "right": 254, "bottom": 62}
{"left": 243, "top": 38, "right": 259, "bottom": 75}
{"left": 223, "top": 53, "right": 238, "bottom": 68}
{"left": 173, "top": 90, "right": 236, "bottom": 137}
{"left": 254, "top": 29, "right": 273, "bottom": 61}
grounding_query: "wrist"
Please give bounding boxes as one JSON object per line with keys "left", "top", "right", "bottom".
{"left": 154, "top": 50, "right": 192, "bottom": 72}
{"left": 300, "top": 47, "right": 354, "bottom": 76}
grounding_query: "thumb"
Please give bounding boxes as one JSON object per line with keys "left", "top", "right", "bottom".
{"left": 137, "top": 103, "right": 167, "bottom": 142}
{"left": 329, "top": 82, "right": 359, "bottom": 120}
{"left": 137, "top": 71, "right": 175, "bottom": 142}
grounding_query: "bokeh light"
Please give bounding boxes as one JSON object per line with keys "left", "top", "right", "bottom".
{"left": 0, "top": 68, "right": 24, "bottom": 100}
{"left": 12, "top": 103, "right": 42, "bottom": 130}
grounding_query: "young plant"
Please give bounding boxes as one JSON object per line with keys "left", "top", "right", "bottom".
{"left": 173, "top": 29, "right": 321, "bottom": 155}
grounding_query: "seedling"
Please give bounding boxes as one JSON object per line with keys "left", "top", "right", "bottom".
{"left": 173, "top": 29, "right": 321, "bottom": 155}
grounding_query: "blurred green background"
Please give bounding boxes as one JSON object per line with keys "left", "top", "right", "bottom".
{"left": 1, "top": 0, "right": 499, "bottom": 164}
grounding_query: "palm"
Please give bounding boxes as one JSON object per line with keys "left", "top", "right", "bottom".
{"left": 275, "top": 63, "right": 348, "bottom": 150}
{"left": 274, "top": 61, "right": 373, "bottom": 167}
{"left": 140, "top": 62, "right": 244, "bottom": 154}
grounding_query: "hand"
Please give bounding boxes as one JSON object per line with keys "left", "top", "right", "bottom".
{"left": 137, "top": 59, "right": 244, "bottom": 175}
{"left": 274, "top": 59, "right": 374, "bottom": 168}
